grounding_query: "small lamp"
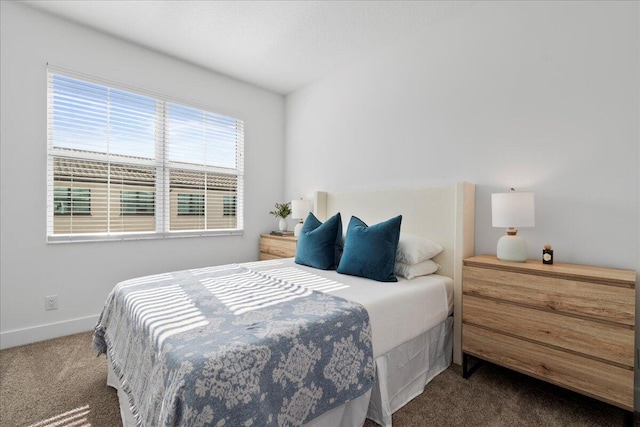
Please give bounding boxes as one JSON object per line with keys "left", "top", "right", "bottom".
{"left": 291, "top": 199, "right": 312, "bottom": 237}
{"left": 491, "top": 188, "right": 535, "bottom": 262}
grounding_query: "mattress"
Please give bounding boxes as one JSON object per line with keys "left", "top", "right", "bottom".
{"left": 246, "top": 258, "right": 454, "bottom": 358}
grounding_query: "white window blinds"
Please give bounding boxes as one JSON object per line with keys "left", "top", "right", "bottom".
{"left": 47, "top": 69, "right": 244, "bottom": 242}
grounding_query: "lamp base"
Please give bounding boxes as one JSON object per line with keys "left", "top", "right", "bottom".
{"left": 294, "top": 221, "right": 304, "bottom": 237}
{"left": 497, "top": 235, "right": 527, "bottom": 262}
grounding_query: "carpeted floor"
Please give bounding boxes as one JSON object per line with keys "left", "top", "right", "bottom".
{"left": 0, "top": 331, "right": 632, "bottom": 426}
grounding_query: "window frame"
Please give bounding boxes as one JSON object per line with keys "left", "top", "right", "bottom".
{"left": 46, "top": 67, "right": 244, "bottom": 243}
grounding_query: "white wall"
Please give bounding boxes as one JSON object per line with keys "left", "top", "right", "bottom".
{"left": 0, "top": 2, "right": 285, "bottom": 348}
{"left": 285, "top": 1, "right": 638, "bottom": 272}
{"left": 285, "top": 0, "right": 639, "bottom": 410}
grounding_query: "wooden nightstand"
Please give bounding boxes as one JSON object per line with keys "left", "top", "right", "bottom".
{"left": 259, "top": 234, "right": 297, "bottom": 260}
{"left": 462, "top": 254, "right": 636, "bottom": 412}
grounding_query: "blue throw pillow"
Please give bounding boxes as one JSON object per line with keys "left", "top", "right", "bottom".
{"left": 337, "top": 215, "right": 403, "bottom": 282}
{"left": 295, "top": 212, "right": 343, "bottom": 270}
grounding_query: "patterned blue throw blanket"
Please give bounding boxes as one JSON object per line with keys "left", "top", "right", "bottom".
{"left": 93, "top": 263, "right": 374, "bottom": 427}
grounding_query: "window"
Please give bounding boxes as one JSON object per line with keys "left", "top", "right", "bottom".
{"left": 121, "top": 191, "right": 155, "bottom": 216}
{"left": 177, "top": 194, "right": 204, "bottom": 216}
{"left": 47, "top": 69, "right": 244, "bottom": 242}
{"left": 224, "top": 195, "right": 237, "bottom": 217}
{"left": 54, "top": 187, "right": 90, "bottom": 215}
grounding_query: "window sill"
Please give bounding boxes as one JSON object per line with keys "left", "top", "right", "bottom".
{"left": 46, "top": 229, "right": 243, "bottom": 244}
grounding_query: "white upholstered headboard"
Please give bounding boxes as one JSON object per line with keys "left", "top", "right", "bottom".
{"left": 313, "top": 182, "right": 475, "bottom": 365}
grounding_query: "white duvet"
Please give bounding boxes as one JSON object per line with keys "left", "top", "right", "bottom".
{"left": 246, "top": 258, "right": 453, "bottom": 358}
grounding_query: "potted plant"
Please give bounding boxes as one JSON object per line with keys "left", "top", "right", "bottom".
{"left": 270, "top": 202, "right": 292, "bottom": 231}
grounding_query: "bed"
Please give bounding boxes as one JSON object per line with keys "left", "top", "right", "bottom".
{"left": 95, "top": 182, "right": 475, "bottom": 427}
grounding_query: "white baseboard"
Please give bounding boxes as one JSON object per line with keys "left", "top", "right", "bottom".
{"left": 0, "top": 314, "right": 99, "bottom": 350}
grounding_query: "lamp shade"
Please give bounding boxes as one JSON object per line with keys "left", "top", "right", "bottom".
{"left": 491, "top": 191, "right": 535, "bottom": 228}
{"left": 291, "top": 199, "right": 312, "bottom": 220}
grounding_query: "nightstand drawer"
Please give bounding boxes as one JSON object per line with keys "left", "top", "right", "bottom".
{"left": 259, "top": 252, "right": 284, "bottom": 261}
{"left": 259, "top": 234, "right": 297, "bottom": 258}
{"left": 463, "top": 324, "right": 634, "bottom": 411}
{"left": 463, "top": 295, "right": 634, "bottom": 367}
{"left": 463, "top": 266, "right": 635, "bottom": 326}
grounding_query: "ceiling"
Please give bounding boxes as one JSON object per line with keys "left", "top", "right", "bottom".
{"left": 23, "top": 1, "right": 475, "bottom": 95}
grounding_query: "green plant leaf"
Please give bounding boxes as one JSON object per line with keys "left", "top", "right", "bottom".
{"left": 269, "top": 202, "right": 292, "bottom": 218}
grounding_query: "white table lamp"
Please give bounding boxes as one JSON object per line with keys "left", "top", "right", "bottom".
{"left": 491, "top": 188, "right": 535, "bottom": 262}
{"left": 291, "top": 199, "right": 312, "bottom": 237}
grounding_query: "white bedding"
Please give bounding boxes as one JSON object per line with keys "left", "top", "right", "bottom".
{"left": 106, "top": 258, "right": 454, "bottom": 427}
{"left": 247, "top": 258, "right": 453, "bottom": 358}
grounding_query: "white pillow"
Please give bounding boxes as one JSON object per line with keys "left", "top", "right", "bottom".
{"left": 394, "top": 259, "right": 440, "bottom": 280}
{"left": 395, "top": 233, "right": 443, "bottom": 264}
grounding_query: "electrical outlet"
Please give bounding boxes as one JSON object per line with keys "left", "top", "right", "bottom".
{"left": 45, "top": 295, "right": 58, "bottom": 311}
